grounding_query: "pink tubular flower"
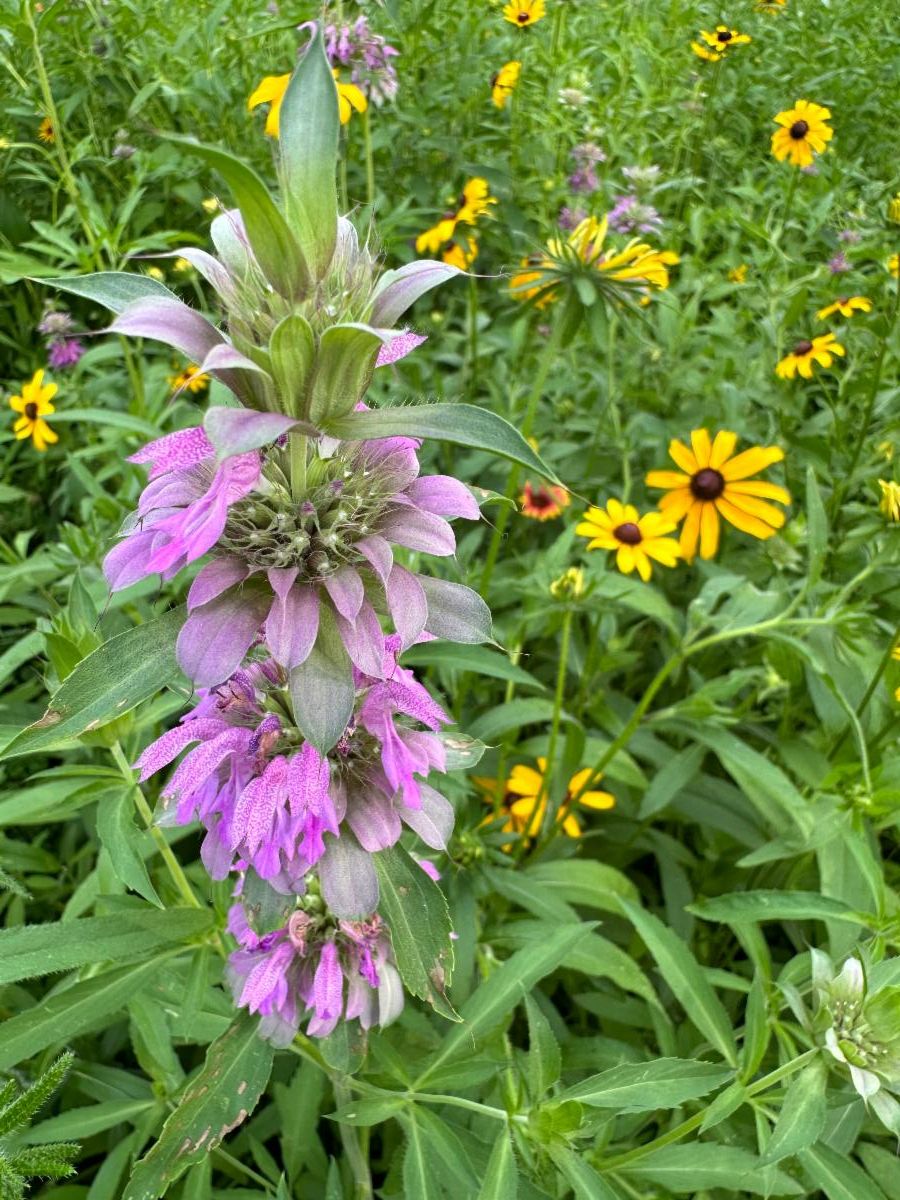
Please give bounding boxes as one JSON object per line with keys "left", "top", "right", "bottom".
{"left": 134, "top": 646, "right": 454, "bottom": 913}
{"left": 106, "top": 425, "right": 486, "bottom": 691}
{"left": 226, "top": 906, "right": 403, "bottom": 1044}
{"left": 104, "top": 428, "right": 261, "bottom": 590}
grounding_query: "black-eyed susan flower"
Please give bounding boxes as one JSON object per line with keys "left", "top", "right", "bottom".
{"left": 879, "top": 480, "right": 900, "bottom": 523}
{"left": 456, "top": 178, "right": 497, "bottom": 225}
{"left": 442, "top": 235, "right": 478, "bottom": 271}
{"left": 701, "top": 25, "right": 751, "bottom": 49}
{"left": 775, "top": 333, "right": 845, "bottom": 379}
{"left": 729, "top": 264, "right": 749, "bottom": 283}
{"left": 168, "top": 363, "right": 211, "bottom": 394}
{"left": 37, "top": 117, "right": 54, "bottom": 143}
{"left": 692, "top": 26, "right": 750, "bottom": 60}
{"left": 415, "top": 216, "right": 459, "bottom": 255}
{"left": 483, "top": 758, "right": 614, "bottom": 841}
{"left": 520, "top": 481, "right": 570, "bottom": 520}
{"left": 646, "top": 430, "right": 790, "bottom": 560}
{"left": 550, "top": 566, "right": 585, "bottom": 600}
{"left": 771, "top": 101, "right": 833, "bottom": 168}
{"left": 816, "top": 296, "right": 872, "bottom": 320}
{"left": 8, "top": 369, "right": 58, "bottom": 451}
{"left": 491, "top": 61, "right": 521, "bottom": 109}
{"left": 503, "top": 0, "right": 545, "bottom": 28}
{"left": 509, "top": 216, "right": 679, "bottom": 313}
{"left": 416, "top": 179, "right": 496, "bottom": 255}
{"left": 333, "top": 70, "right": 367, "bottom": 125}
{"left": 576, "top": 498, "right": 681, "bottom": 581}
{"left": 248, "top": 74, "right": 290, "bottom": 137}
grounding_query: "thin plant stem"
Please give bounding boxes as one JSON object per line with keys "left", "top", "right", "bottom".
{"left": 362, "top": 108, "right": 375, "bottom": 208}
{"left": 830, "top": 259, "right": 900, "bottom": 522}
{"left": 539, "top": 607, "right": 573, "bottom": 841}
{"left": 109, "top": 740, "right": 209, "bottom": 918}
{"left": 333, "top": 1078, "right": 373, "bottom": 1200}
{"left": 24, "top": 4, "right": 102, "bottom": 268}
{"left": 781, "top": 169, "right": 799, "bottom": 235}
{"left": 466, "top": 272, "right": 480, "bottom": 399}
{"left": 479, "top": 315, "right": 566, "bottom": 596}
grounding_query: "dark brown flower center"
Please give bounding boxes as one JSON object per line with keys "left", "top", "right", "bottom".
{"left": 24, "top": 402, "right": 38, "bottom": 420}
{"left": 793, "top": 339, "right": 814, "bottom": 356}
{"left": 613, "top": 521, "right": 642, "bottom": 545}
{"left": 690, "top": 468, "right": 725, "bottom": 501}
{"left": 789, "top": 119, "right": 809, "bottom": 139}
{"left": 517, "top": 11, "right": 529, "bottom": 22}
{"left": 717, "top": 30, "right": 733, "bottom": 41}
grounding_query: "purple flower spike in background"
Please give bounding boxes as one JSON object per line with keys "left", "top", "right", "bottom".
{"left": 47, "top": 338, "right": 84, "bottom": 369}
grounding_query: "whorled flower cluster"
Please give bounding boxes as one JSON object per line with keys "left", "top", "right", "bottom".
{"left": 105, "top": 424, "right": 483, "bottom": 690}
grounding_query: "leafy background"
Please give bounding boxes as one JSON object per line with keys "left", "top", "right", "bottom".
{"left": 0, "top": 0, "right": 899, "bottom": 1197}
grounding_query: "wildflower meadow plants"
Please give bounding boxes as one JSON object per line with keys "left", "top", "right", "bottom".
{"left": 1, "top": 0, "right": 900, "bottom": 1198}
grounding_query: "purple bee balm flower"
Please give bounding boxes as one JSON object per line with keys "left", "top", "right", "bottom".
{"left": 558, "top": 206, "right": 588, "bottom": 232}
{"left": 568, "top": 165, "right": 599, "bottom": 195}
{"left": 106, "top": 423, "right": 487, "bottom": 692}
{"left": 607, "top": 195, "right": 664, "bottom": 236}
{"left": 103, "top": 428, "right": 261, "bottom": 592}
{"left": 828, "top": 251, "right": 851, "bottom": 274}
{"left": 135, "top": 648, "right": 455, "bottom": 912}
{"left": 37, "top": 309, "right": 75, "bottom": 337}
{"left": 317, "top": 16, "right": 400, "bottom": 106}
{"left": 47, "top": 338, "right": 85, "bottom": 369}
{"left": 838, "top": 229, "right": 861, "bottom": 245}
{"left": 226, "top": 906, "right": 403, "bottom": 1044}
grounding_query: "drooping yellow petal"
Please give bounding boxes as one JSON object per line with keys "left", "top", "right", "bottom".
{"left": 715, "top": 496, "right": 778, "bottom": 540}
{"left": 699, "top": 501, "right": 720, "bottom": 558}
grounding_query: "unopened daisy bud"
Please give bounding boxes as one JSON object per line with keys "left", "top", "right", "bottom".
{"left": 550, "top": 567, "right": 585, "bottom": 600}
{"left": 879, "top": 480, "right": 900, "bottom": 522}
{"left": 146, "top": 266, "right": 165, "bottom": 281}
{"left": 201, "top": 196, "right": 220, "bottom": 213}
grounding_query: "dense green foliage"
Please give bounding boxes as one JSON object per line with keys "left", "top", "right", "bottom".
{"left": 0, "top": 0, "right": 899, "bottom": 1197}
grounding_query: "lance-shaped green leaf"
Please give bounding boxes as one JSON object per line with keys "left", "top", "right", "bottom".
{"left": 322, "top": 403, "right": 562, "bottom": 483}
{"left": 279, "top": 27, "right": 340, "bottom": 280}
{"left": 123, "top": 1012, "right": 275, "bottom": 1200}
{"left": 620, "top": 900, "right": 739, "bottom": 1066}
{"left": 0, "top": 958, "right": 169, "bottom": 1070}
{"left": 374, "top": 844, "right": 458, "bottom": 1021}
{"left": 269, "top": 312, "right": 316, "bottom": 418}
{"left": 369, "top": 260, "right": 463, "bottom": 327}
{"left": 0, "top": 607, "right": 186, "bottom": 760}
{"left": 761, "top": 1061, "right": 827, "bottom": 1164}
{"left": 560, "top": 1058, "right": 732, "bottom": 1111}
{"left": 307, "top": 323, "right": 387, "bottom": 427}
{"left": 414, "top": 923, "right": 595, "bottom": 1087}
{"left": 289, "top": 605, "right": 354, "bottom": 754}
{"left": 0, "top": 910, "right": 212, "bottom": 985}
{"left": 35, "top": 270, "right": 177, "bottom": 312}
{"left": 165, "top": 135, "right": 308, "bottom": 298}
